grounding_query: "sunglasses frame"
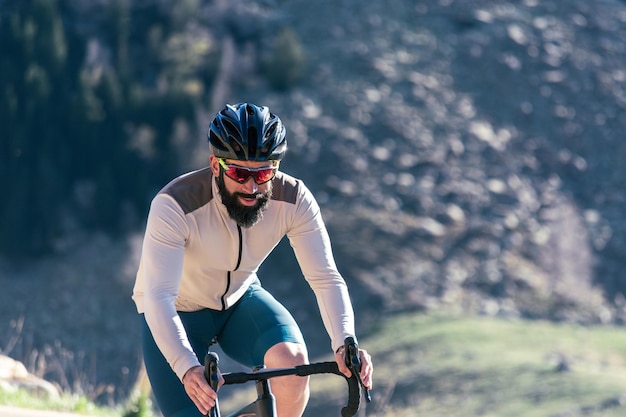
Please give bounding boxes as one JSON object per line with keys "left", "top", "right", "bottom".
{"left": 218, "top": 158, "right": 279, "bottom": 185}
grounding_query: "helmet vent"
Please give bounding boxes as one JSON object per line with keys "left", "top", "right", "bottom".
{"left": 231, "top": 141, "right": 242, "bottom": 153}
{"left": 223, "top": 119, "right": 239, "bottom": 136}
{"left": 209, "top": 131, "right": 225, "bottom": 150}
{"left": 248, "top": 126, "right": 258, "bottom": 156}
{"left": 265, "top": 122, "right": 277, "bottom": 138}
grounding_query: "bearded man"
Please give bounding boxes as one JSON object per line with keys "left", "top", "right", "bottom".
{"left": 132, "top": 102, "right": 373, "bottom": 417}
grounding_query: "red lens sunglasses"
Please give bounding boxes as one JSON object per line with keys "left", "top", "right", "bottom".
{"left": 218, "top": 158, "right": 279, "bottom": 185}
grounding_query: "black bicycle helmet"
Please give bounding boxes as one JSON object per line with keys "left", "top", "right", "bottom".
{"left": 208, "top": 102, "right": 287, "bottom": 161}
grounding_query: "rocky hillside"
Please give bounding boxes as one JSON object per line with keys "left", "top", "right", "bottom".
{"left": 2, "top": 0, "right": 626, "bottom": 405}
{"left": 254, "top": 0, "right": 626, "bottom": 323}
{"left": 258, "top": 1, "right": 626, "bottom": 321}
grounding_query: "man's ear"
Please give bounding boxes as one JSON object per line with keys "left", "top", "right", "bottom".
{"left": 209, "top": 155, "right": 220, "bottom": 177}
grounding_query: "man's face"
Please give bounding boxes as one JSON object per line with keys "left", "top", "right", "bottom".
{"left": 210, "top": 155, "right": 274, "bottom": 228}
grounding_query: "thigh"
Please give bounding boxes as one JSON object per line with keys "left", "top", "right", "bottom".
{"left": 218, "top": 283, "right": 305, "bottom": 367}
{"left": 141, "top": 311, "right": 223, "bottom": 417}
{"left": 141, "top": 315, "right": 199, "bottom": 417}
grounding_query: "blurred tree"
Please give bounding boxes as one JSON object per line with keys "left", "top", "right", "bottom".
{"left": 261, "top": 27, "right": 306, "bottom": 91}
{"left": 0, "top": 0, "right": 197, "bottom": 258}
{"left": 0, "top": 0, "right": 74, "bottom": 255}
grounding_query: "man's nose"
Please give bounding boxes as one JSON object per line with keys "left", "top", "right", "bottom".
{"left": 240, "top": 176, "right": 259, "bottom": 193}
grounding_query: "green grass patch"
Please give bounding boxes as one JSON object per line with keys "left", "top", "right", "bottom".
{"left": 0, "top": 388, "right": 117, "bottom": 415}
{"left": 0, "top": 387, "right": 157, "bottom": 417}
{"left": 306, "top": 313, "right": 626, "bottom": 417}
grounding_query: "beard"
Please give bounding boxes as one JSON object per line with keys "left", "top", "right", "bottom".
{"left": 217, "top": 173, "right": 272, "bottom": 228}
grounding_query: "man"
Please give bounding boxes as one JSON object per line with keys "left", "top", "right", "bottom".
{"left": 132, "top": 102, "right": 373, "bottom": 417}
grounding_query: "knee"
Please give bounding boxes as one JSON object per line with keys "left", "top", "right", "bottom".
{"left": 264, "top": 342, "right": 309, "bottom": 368}
{"left": 264, "top": 343, "right": 310, "bottom": 415}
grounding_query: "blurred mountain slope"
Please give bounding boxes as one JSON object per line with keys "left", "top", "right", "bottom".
{"left": 250, "top": 0, "right": 626, "bottom": 325}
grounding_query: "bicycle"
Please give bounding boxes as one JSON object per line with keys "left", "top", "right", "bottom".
{"left": 203, "top": 337, "right": 371, "bottom": 417}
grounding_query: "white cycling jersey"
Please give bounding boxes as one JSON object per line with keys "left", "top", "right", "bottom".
{"left": 132, "top": 167, "right": 356, "bottom": 380}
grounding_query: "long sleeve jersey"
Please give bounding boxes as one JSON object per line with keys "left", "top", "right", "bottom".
{"left": 132, "top": 167, "right": 356, "bottom": 380}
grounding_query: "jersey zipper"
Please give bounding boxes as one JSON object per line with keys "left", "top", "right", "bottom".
{"left": 221, "top": 225, "right": 243, "bottom": 310}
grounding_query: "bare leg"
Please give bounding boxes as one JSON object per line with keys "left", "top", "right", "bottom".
{"left": 264, "top": 342, "right": 310, "bottom": 417}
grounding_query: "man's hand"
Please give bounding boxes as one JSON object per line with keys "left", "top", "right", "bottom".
{"left": 334, "top": 346, "right": 374, "bottom": 390}
{"left": 182, "top": 365, "right": 223, "bottom": 414}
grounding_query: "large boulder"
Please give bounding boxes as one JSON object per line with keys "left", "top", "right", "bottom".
{"left": 0, "top": 355, "right": 60, "bottom": 400}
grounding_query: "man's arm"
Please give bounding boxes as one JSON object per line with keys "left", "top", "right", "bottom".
{"left": 287, "top": 187, "right": 374, "bottom": 390}
{"left": 141, "top": 193, "right": 202, "bottom": 380}
{"left": 286, "top": 184, "right": 357, "bottom": 352}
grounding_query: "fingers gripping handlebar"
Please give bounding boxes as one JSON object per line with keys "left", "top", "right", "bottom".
{"left": 343, "top": 337, "right": 372, "bottom": 404}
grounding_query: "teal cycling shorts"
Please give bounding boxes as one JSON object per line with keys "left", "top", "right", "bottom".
{"left": 141, "top": 281, "right": 305, "bottom": 417}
